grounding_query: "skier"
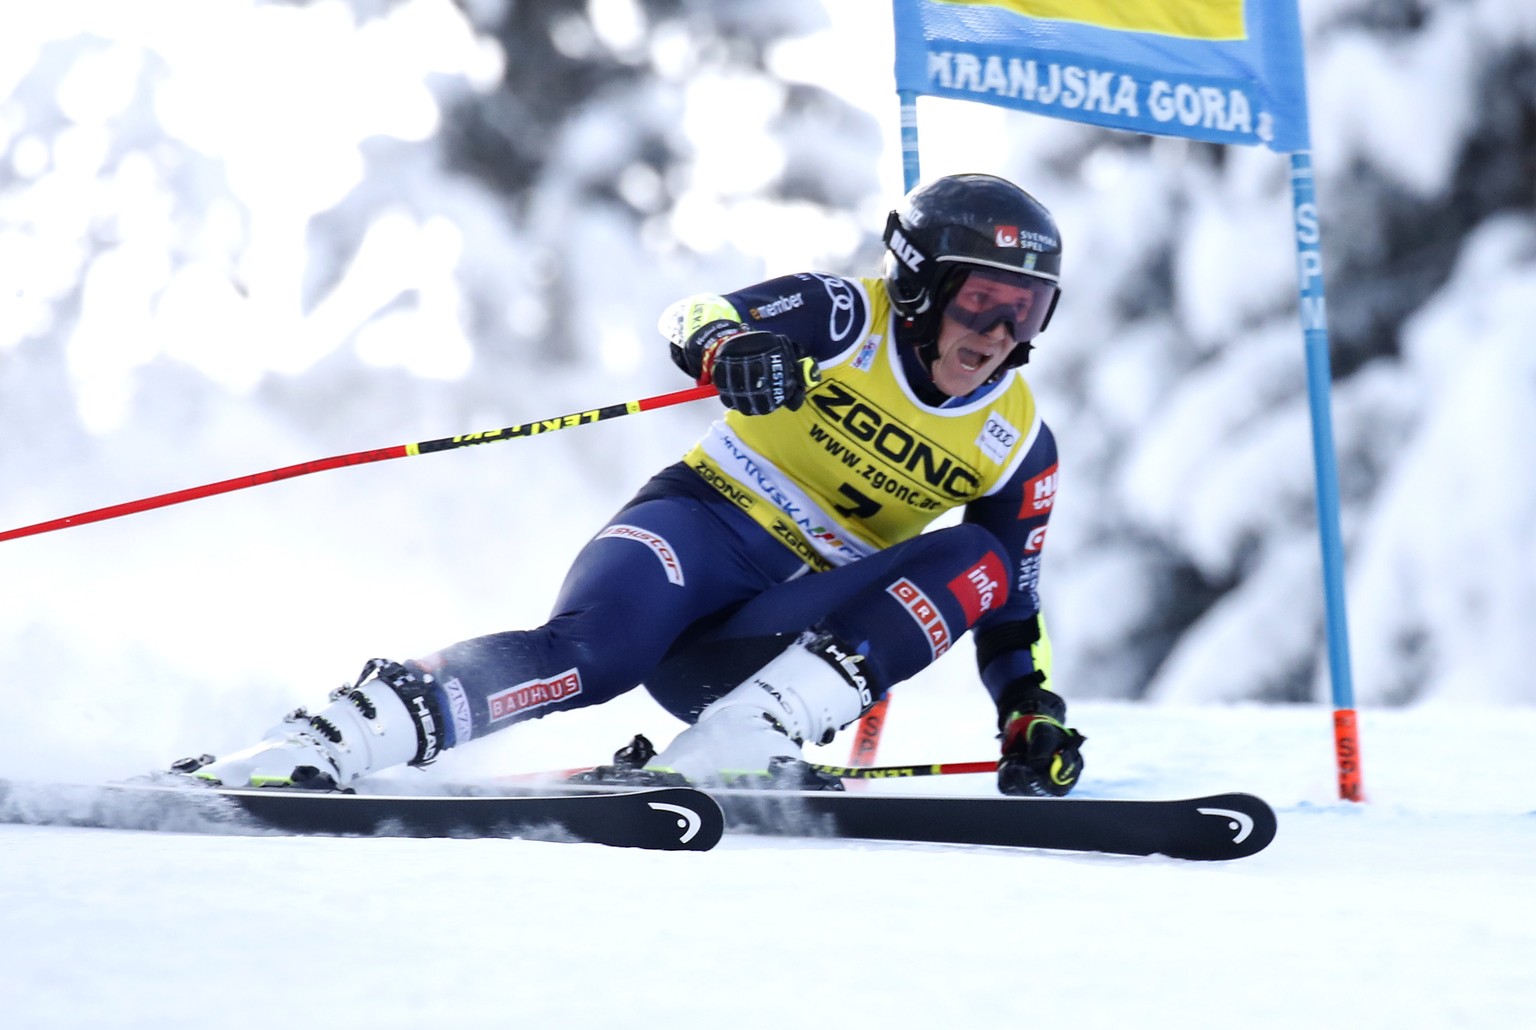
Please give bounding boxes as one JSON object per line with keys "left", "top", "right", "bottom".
{"left": 183, "top": 173, "right": 1086, "bottom": 796}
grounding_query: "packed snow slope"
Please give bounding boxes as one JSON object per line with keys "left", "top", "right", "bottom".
{"left": 2, "top": 691, "right": 1533, "bottom": 1030}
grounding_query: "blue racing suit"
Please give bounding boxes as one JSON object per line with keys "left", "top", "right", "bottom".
{"left": 409, "top": 273, "right": 1060, "bottom": 749}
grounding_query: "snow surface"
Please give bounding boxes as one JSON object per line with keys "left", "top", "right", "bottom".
{"left": 3, "top": 695, "right": 1534, "bottom": 1029}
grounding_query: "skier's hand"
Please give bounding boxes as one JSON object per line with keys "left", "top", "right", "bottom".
{"left": 998, "top": 713, "right": 1084, "bottom": 796}
{"left": 703, "top": 330, "right": 820, "bottom": 416}
{"left": 996, "top": 680, "right": 1084, "bottom": 797}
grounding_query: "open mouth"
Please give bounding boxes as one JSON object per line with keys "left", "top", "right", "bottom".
{"left": 956, "top": 346, "right": 993, "bottom": 372}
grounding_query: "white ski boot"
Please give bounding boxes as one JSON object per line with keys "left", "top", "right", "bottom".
{"left": 646, "top": 629, "right": 874, "bottom": 786}
{"left": 183, "top": 660, "right": 445, "bottom": 789}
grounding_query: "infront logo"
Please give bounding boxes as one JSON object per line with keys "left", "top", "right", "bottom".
{"left": 947, "top": 553, "right": 1009, "bottom": 625}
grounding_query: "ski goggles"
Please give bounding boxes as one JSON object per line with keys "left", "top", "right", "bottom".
{"left": 942, "top": 267, "right": 1059, "bottom": 345}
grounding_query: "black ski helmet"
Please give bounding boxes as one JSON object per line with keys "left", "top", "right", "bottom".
{"left": 883, "top": 173, "right": 1062, "bottom": 367}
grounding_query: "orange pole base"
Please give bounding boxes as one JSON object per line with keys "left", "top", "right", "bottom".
{"left": 1333, "top": 708, "right": 1365, "bottom": 802}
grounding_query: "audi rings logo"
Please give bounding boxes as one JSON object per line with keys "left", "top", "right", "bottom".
{"left": 648, "top": 801, "right": 705, "bottom": 844}
{"left": 812, "top": 273, "right": 858, "bottom": 342}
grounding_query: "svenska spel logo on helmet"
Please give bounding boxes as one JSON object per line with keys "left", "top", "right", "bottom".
{"left": 993, "top": 225, "right": 1059, "bottom": 251}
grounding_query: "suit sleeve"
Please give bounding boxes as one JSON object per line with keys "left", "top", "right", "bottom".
{"left": 660, "top": 274, "right": 870, "bottom": 373}
{"left": 962, "top": 421, "right": 1060, "bottom": 708}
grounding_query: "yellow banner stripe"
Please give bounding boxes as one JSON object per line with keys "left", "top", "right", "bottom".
{"left": 937, "top": 0, "right": 1247, "bottom": 42}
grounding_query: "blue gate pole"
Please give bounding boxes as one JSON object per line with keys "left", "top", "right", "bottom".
{"left": 1289, "top": 151, "right": 1364, "bottom": 802}
{"left": 899, "top": 90, "right": 921, "bottom": 191}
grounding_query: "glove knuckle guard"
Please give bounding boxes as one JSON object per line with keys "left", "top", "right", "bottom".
{"left": 996, "top": 678, "right": 1085, "bottom": 797}
{"left": 712, "top": 331, "right": 811, "bottom": 416}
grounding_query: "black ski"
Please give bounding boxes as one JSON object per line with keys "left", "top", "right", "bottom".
{"left": 0, "top": 776, "right": 1273, "bottom": 858}
{"left": 705, "top": 788, "right": 1276, "bottom": 860}
{"left": 0, "top": 778, "right": 723, "bottom": 852}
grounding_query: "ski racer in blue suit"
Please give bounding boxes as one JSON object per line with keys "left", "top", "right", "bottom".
{"left": 186, "top": 173, "right": 1087, "bottom": 796}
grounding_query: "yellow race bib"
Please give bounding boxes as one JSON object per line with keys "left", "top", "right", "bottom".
{"left": 685, "top": 278, "right": 1042, "bottom": 569}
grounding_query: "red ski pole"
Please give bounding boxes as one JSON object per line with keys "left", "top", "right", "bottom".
{"left": 812, "top": 759, "right": 996, "bottom": 780}
{"left": 0, "top": 384, "right": 719, "bottom": 544}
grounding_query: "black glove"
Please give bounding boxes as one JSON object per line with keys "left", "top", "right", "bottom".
{"left": 706, "top": 330, "right": 819, "bottom": 416}
{"left": 995, "top": 678, "right": 1085, "bottom": 797}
